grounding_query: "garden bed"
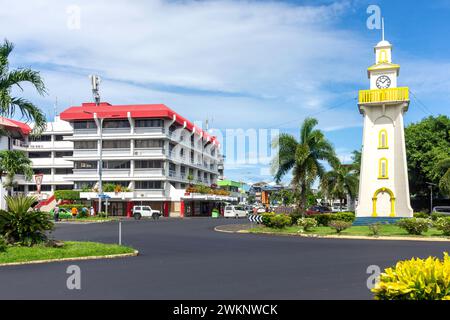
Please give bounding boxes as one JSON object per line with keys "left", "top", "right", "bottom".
{"left": 0, "top": 241, "right": 136, "bottom": 265}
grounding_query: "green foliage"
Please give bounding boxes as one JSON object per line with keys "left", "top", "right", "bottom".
{"left": 328, "top": 220, "right": 352, "bottom": 233}
{"left": 54, "top": 190, "right": 80, "bottom": 201}
{"left": 405, "top": 115, "right": 450, "bottom": 196}
{"left": 0, "top": 196, "right": 54, "bottom": 246}
{"left": 321, "top": 164, "right": 358, "bottom": 204}
{"left": 437, "top": 158, "right": 450, "bottom": 197}
{"left": 0, "top": 39, "right": 47, "bottom": 134}
{"left": 372, "top": 253, "right": 450, "bottom": 300}
{"left": 396, "top": 218, "right": 431, "bottom": 235}
{"left": 310, "top": 212, "right": 355, "bottom": 226}
{"left": 368, "top": 223, "right": 382, "bottom": 236}
{"left": 431, "top": 212, "right": 447, "bottom": 221}
{"left": 413, "top": 212, "right": 430, "bottom": 219}
{"left": 57, "top": 212, "right": 72, "bottom": 219}
{"left": 58, "top": 204, "right": 85, "bottom": 211}
{"left": 77, "top": 207, "right": 89, "bottom": 218}
{"left": 261, "top": 213, "right": 292, "bottom": 229}
{"left": 297, "top": 217, "right": 317, "bottom": 232}
{"left": 0, "top": 150, "right": 33, "bottom": 188}
{"left": 272, "top": 117, "right": 338, "bottom": 213}
{"left": 434, "top": 217, "right": 450, "bottom": 236}
{"left": 0, "top": 236, "right": 7, "bottom": 252}
{"left": 289, "top": 211, "right": 303, "bottom": 226}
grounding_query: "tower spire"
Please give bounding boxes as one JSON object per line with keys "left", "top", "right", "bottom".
{"left": 382, "top": 17, "right": 385, "bottom": 41}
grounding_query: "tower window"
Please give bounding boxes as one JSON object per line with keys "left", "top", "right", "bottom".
{"left": 379, "top": 158, "right": 388, "bottom": 179}
{"left": 378, "top": 129, "right": 388, "bottom": 149}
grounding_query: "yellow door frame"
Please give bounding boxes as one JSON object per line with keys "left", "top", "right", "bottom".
{"left": 372, "top": 187, "right": 395, "bottom": 217}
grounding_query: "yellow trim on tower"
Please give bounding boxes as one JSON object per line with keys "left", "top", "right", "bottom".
{"left": 378, "top": 129, "right": 389, "bottom": 149}
{"left": 378, "top": 158, "right": 389, "bottom": 179}
{"left": 372, "top": 187, "right": 396, "bottom": 217}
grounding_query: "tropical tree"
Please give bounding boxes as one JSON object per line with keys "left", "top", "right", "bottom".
{"left": 0, "top": 39, "right": 47, "bottom": 134}
{"left": 0, "top": 150, "right": 33, "bottom": 192}
{"left": 437, "top": 158, "right": 450, "bottom": 197}
{"left": 272, "top": 117, "right": 338, "bottom": 213}
{"left": 321, "top": 163, "right": 358, "bottom": 210}
{"left": 351, "top": 149, "right": 362, "bottom": 176}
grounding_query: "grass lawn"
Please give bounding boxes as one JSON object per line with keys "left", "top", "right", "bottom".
{"left": 249, "top": 225, "right": 449, "bottom": 238}
{"left": 0, "top": 241, "right": 136, "bottom": 264}
{"left": 59, "top": 216, "right": 115, "bottom": 222}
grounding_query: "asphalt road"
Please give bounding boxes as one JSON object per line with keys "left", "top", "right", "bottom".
{"left": 0, "top": 218, "right": 449, "bottom": 300}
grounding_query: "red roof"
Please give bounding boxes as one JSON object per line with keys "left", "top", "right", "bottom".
{"left": 60, "top": 102, "right": 219, "bottom": 145}
{"left": 0, "top": 117, "right": 32, "bottom": 136}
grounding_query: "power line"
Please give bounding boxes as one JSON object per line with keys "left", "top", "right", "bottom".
{"left": 267, "top": 96, "right": 357, "bottom": 129}
{"left": 410, "top": 90, "right": 433, "bottom": 116}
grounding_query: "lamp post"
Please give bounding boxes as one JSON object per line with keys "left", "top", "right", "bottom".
{"left": 426, "top": 182, "right": 437, "bottom": 214}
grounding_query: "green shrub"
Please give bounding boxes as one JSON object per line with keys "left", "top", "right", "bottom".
{"left": 328, "top": 220, "right": 352, "bottom": 234}
{"left": 372, "top": 253, "right": 450, "bottom": 300}
{"left": 289, "top": 211, "right": 303, "bottom": 226}
{"left": 413, "top": 212, "right": 429, "bottom": 219}
{"left": 77, "top": 207, "right": 89, "bottom": 218}
{"left": 396, "top": 218, "right": 431, "bottom": 235}
{"left": 368, "top": 223, "right": 382, "bottom": 236}
{"left": 0, "top": 196, "right": 54, "bottom": 246}
{"left": 431, "top": 212, "right": 447, "bottom": 221}
{"left": 0, "top": 236, "right": 7, "bottom": 252}
{"left": 297, "top": 218, "right": 317, "bottom": 232}
{"left": 58, "top": 212, "right": 72, "bottom": 219}
{"left": 311, "top": 212, "right": 355, "bottom": 226}
{"left": 54, "top": 190, "right": 80, "bottom": 201}
{"left": 434, "top": 217, "right": 450, "bottom": 236}
{"left": 262, "top": 213, "right": 291, "bottom": 229}
{"left": 59, "top": 204, "right": 85, "bottom": 211}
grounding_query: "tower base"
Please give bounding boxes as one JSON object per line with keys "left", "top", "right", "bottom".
{"left": 353, "top": 217, "right": 404, "bottom": 226}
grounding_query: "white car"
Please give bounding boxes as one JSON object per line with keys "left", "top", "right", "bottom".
{"left": 132, "top": 205, "right": 161, "bottom": 220}
{"left": 224, "top": 205, "right": 247, "bottom": 218}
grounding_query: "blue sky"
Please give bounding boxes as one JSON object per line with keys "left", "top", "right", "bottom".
{"left": 0, "top": 0, "right": 449, "bottom": 184}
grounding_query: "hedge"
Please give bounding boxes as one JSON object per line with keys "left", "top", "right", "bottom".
{"left": 54, "top": 190, "right": 80, "bottom": 201}
{"left": 310, "top": 212, "right": 355, "bottom": 226}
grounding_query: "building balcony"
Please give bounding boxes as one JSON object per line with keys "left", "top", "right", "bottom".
{"left": 358, "top": 87, "right": 409, "bottom": 104}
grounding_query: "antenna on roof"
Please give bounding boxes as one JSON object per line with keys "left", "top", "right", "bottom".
{"left": 89, "top": 74, "right": 101, "bottom": 106}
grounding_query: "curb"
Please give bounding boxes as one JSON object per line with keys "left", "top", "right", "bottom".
{"left": 214, "top": 225, "right": 450, "bottom": 242}
{"left": 0, "top": 250, "right": 139, "bottom": 267}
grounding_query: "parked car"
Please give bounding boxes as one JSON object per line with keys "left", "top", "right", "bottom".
{"left": 254, "top": 206, "right": 267, "bottom": 214}
{"left": 332, "top": 205, "right": 348, "bottom": 212}
{"left": 132, "top": 205, "right": 161, "bottom": 220}
{"left": 244, "top": 205, "right": 253, "bottom": 215}
{"left": 224, "top": 205, "right": 247, "bottom": 218}
{"left": 306, "top": 205, "right": 331, "bottom": 215}
{"left": 433, "top": 206, "right": 450, "bottom": 215}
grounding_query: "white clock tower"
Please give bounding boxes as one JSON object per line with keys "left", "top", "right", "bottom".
{"left": 355, "top": 29, "right": 413, "bottom": 220}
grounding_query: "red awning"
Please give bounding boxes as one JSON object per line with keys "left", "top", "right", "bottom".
{"left": 0, "top": 117, "right": 32, "bottom": 136}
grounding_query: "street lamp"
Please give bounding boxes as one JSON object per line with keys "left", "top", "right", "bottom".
{"left": 426, "top": 182, "right": 437, "bottom": 214}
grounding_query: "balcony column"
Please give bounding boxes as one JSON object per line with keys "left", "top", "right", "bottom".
{"left": 130, "top": 160, "right": 135, "bottom": 178}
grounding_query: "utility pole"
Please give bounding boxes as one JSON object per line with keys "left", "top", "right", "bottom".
{"left": 426, "top": 182, "right": 437, "bottom": 214}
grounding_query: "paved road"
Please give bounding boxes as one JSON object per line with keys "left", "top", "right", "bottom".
{"left": 0, "top": 218, "right": 449, "bottom": 299}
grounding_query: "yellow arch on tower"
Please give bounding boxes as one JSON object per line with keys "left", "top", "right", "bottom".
{"left": 372, "top": 187, "right": 395, "bottom": 217}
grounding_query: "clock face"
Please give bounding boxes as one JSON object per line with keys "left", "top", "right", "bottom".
{"left": 376, "top": 75, "right": 391, "bottom": 89}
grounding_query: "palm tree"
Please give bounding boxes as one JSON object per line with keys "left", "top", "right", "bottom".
{"left": 272, "top": 117, "right": 338, "bottom": 213}
{"left": 351, "top": 150, "right": 362, "bottom": 176}
{"left": 437, "top": 158, "right": 450, "bottom": 197}
{"left": 0, "top": 150, "right": 33, "bottom": 193}
{"left": 0, "top": 39, "right": 47, "bottom": 134}
{"left": 321, "top": 163, "right": 358, "bottom": 210}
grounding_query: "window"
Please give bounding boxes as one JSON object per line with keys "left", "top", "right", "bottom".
{"left": 102, "top": 140, "right": 130, "bottom": 149}
{"left": 28, "top": 152, "right": 51, "bottom": 158}
{"left": 134, "top": 140, "right": 163, "bottom": 148}
{"left": 104, "top": 181, "right": 130, "bottom": 187}
{"left": 74, "top": 141, "right": 97, "bottom": 149}
{"left": 28, "top": 184, "right": 51, "bottom": 192}
{"left": 74, "top": 181, "right": 97, "bottom": 189}
{"left": 135, "top": 119, "right": 163, "bottom": 128}
{"left": 55, "top": 135, "right": 70, "bottom": 141}
{"left": 33, "top": 168, "right": 51, "bottom": 175}
{"left": 74, "top": 121, "right": 96, "bottom": 129}
{"left": 55, "top": 168, "right": 73, "bottom": 175}
{"left": 103, "top": 120, "right": 130, "bottom": 129}
{"left": 29, "top": 135, "right": 51, "bottom": 142}
{"left": 379, "top": 129, "right": 388, "bottom": 149}
{"left": 74, "top": 161, "right": 98, "bottom": 169}
{"left": 379, "top": 158, "right": 388, "bottom": 179}
{"left": 135, "top": 181, "right": 162, "bottom": 189}
{"left": 135, "top": 160, "right": 163, "bottom": 169}
{"left": 55, "top": 151, "right": 73, "bottom": 157}
{"left": 102, "top": 161, "right": 130, "bottom": 169}
{"left": 55, "top": 184, "right": 74, "bottom": 190}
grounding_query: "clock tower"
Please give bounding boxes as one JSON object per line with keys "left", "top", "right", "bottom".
{"left": 355, "top": 31, "right": 413, "bottom": 222}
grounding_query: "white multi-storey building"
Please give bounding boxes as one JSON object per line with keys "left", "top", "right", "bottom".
{"left": 9, "top": 102, "right": 226, "bottom": 217}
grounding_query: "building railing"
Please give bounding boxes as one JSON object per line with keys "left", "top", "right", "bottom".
{"left": 358, "top": 87, "right": 409, "bottom": 104}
